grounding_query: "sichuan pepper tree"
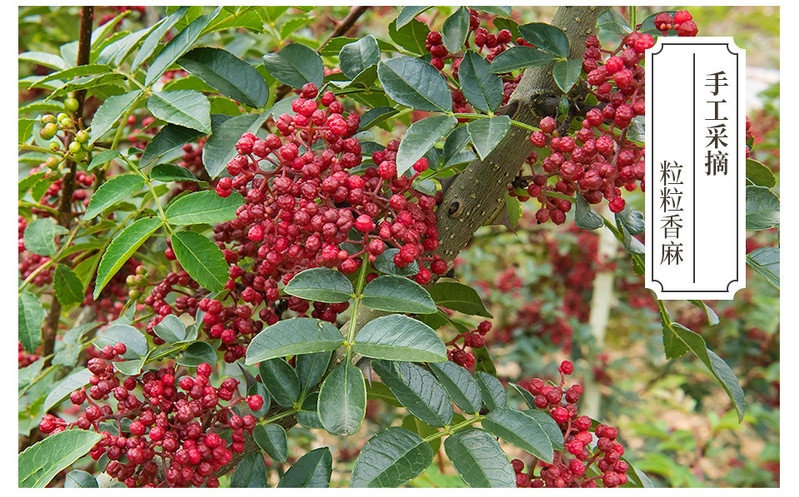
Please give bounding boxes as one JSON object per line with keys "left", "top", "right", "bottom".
{"left": 18, "top": 5, "right": 779, "bottom": 488}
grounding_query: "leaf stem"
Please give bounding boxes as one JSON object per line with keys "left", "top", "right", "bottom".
{"left": 424, "top": 414, "right": 484, "bottom": 442}
{"left": 345, "top": 255, "right": 369, "bottom": 362}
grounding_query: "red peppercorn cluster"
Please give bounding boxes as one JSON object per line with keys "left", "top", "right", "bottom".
{"left": 653, "top": 10, "right": 699, "bottom": 37}
{"left": 40, "top": 360, "right": 263, "bottom": 488}
{"left": 512, "top": 361, "right": 628, "bottom": 487}
{"left": 445, "top": 320, "right": 492, "bottom": 368}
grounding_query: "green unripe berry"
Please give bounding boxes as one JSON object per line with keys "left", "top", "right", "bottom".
{"left": 46, "top": 168, "right": 62, "bottom": 180}
{"left": 135, "top": 265, "right": 147, "bottom": 276}
{"left": 68, "top": 141, "right": 82, "bottom": 155}
{"left": 49, "top": 141, "right": 60, "bottom": 152}
{"left": 41, "top": 114, "right": 57, "bottom": 125}
{"left": 40, "top": 123, "right": 58, "bottom": 140}
{"left": 133, "top": 274, "right": 147, "bottom": 287}
{"left": 59, "top": 117, "right": 72, "bottom": 128}
{"left": 75, "top": 129, "right": 89, "bottom": 144}
{"left": 64, "top": 96, "right": 79, "bottom": 113}
{"left": 128, "top": 289, "right": 141, "bottom": 300}
{"left": 44, "top": 156, "right": 60, "bottom": 170}
{"left": 126, "top": 275, "right": 136, "bottom": 286}
{"left": 56, "top": 112, "right": 69, "bottom": 122}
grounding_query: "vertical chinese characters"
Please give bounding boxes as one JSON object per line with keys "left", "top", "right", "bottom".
{"left": 659, "top": 160, "right": 684, "bottom": 265}
{"left": 705, "top": 71, "right": 729, "bottom": 175}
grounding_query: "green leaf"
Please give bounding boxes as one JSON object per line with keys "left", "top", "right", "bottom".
{"left": 202, "top": 112, "right": 268, "bottom": 178}
{"left": 19, "top": 51, "right": 68, "bottom": 71}
{"left": 89, "top": 90, "right": 142, "bottom": 145}
{"left": 18, "top": 291, "right": 44, "bottom": 353}
{"left": 597, "top": 9, "right": 633, "bottom": 36}
{"left": 458, "top": 51, "right": 503, "bottom": 113}
{"left": 53, "top": 322, "right": 102, "bottom": 368}
{"left": 87, "top": 150, "right": 121, "bottom": 171}
{"left": 247, "top": 382, "right": 271, "bottom": 418}
{"left": 245, "top": 318, "right": 345, "bottom": 365}
{"left": 140, "top": 124, "right": 206, "bottom": 168}
{"left": 473, "top": 345, "right": 497, "bottom": 375}
{"left": 320, "top": 36, "right": 397, "bottom": 57}
{"left": 387, "top": 19, "right": 430, "bottom": 55}
{"left": 504, "top": 192, "right": 523, "bottom": 228}
{"left": 32, "top": 64, "right": 113, "bottom": 88}
{"left": 23, "top": 217, "right": 68, "bottom": 257}
{"left": 442, "top": 125, "right": 475, "bottom": 167}
{"left": 176, "top": 341, "right": 217, "bottom": 367}
{"left": 318, "top": 362, "right": 367, "bottom": 436}
{"left": 94, "top": 323, "right": 148, "bottom": 359}
{"left": 493, "top": 17, "right": 521, "bottom": 40}
{"left": 253, "top": 424, "right": 288, "bottom": 463}
{"left": 259, "top": 358, "right": 301, "bottom": 408}
{"left": 43, "top": 369, "right": 92, "bottom": 413}
{"left": 378, "top": 56, "right": 452, "bottom": 112}
{"left": 442, "top": 7, "right": 470, "bottom": 54}
{"left": 262, "top": 43, "right": 324, "bottom": 89}
{"left": 278, "top": 447, "right": 332, "bottom": 488}
{"left": 483, "top": 407, "right": 559, "bottom": 463}
{"left": 354, "top": 315, "right": 447, "bottom": 363}
{"left": 475, "top": 371, "right": 506, "bottom": 411}
{"left": 153, "top": 314, "right": 190, "bottom": 343}
{"left": 165, "top": 190, "right": 243, "bottom": 225}
{"left": 444, "top": 428, "right": 516, "bottom": 488}
{"left": 97, "top": 26, "right": 152, "bottom": 66}
{"left": 351, "top": 427, "right": 434, "bottom": 487}
{"left": 746, "top": 158, "right": 776, "bottom": 188}
{"left": 131, "top": 8, "right": 187, "bottom": 71}
{"left": 396, "top": 7, "right": 430, "bottom": 28}
{"left": 339, "top": 35, "right": 381, "bottom": 80}
{"left": 430, "top": 279, "right": 493, "bottom": 317}
{"left": 616, "top": 205, "right": 645, "bottom": 235}
{"left": 84, "top": 174, "right": 145, "bottom": 220}
{"left": 689, "top": 300, "right": 720, "bottom": 326}
{"left": 171, "top": 230, "right": 229, "bottom": 292}
{"left": 663, "top": 321, "right": 745, "bottom": 421}
{"left": 473, "top": 6, "right": 513, "bottom": 16}
{"left": 18, "top": 171, "right": 46, "bottom": 199}
{"left": 490, "top": 46, "right": 560, "bottom": 73}
{"left": 509, "top": 382, "right": 536, "bottom": 409}
{"left": 373, "top": 248, "right": 419, "bottom": 276}
{"left": 283, "top": 267, "right": 354, "bottom": 303}
{"left": 359, "top": 107, "right": 400, "bottom": 132}
{"left": 18, "top": 429, "right": 102, "bottom": 488}
{"left": 362, "top": 275, "right": 437, "bottom": 314}
{"left": 149, "top": 164, "right": 201, "bottom": 183}
{"left": 428, "top": 361, "right": 482, "bottom": 414}
{"left": 231, "top": 452, "right": 268, "bottom": 488}
{"left": 372, "top": 360, "right": 453, "bottom": 427}
{"left": 519, "top": 22, "right": 570, "bottom": 58}
{"left": 575, "top": 194, "right": 604, "bottom": 230}
{"left": 747, "top": 246, "right": 779, "bottom": 289}
{"left": 553, "top": 59, "right": 583, "bottom": 93}
{"left": 178, "top": 47, "right": 268, "bottom": 108}
{"left": 396, "top": 115, "right": 458, "bottom": 175}
{"left": 467, "top": 116, "right": 511, "bottom": 160}
{"left": 367, "top": 381, "right": 402, "bottom": 407}
{"left": 147, "top": 90, "right": 212, "bottom": 134}
{"left": 53, "top": 264, "right": 84, "bottom": 307}
{"left": 145, "top": 8, "right": 221, "bottom": 86}
{"left": 94, "top": 217, "right": 162, "bottom": 299}
{"left": 297, "top": 351, "right": 332, "bottom": 392}
{"left": 746, "top": 185, "right": 780, "bottom": 231}
{"left": 64, "top": 470, "right": 98, "bottom": 488}
{"left": 523, "top": 409, "right": 565, "bottom": 451}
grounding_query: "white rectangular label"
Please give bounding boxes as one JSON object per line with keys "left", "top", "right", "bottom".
{"left": 645, "top": 37, "right": 746, "bottom": 300}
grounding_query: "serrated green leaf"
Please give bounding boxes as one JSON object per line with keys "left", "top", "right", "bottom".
{"left": 442, "top": 7, "right": 470, "bottom": 54}
{"left": 18, "top": 171, "right": 46, "bottom": 199}
{"left": 53, "top": 264, "right": 84, "bottom": 307}
{"left": 575, "top": 194, "right": 604, "bottom": 230}
{"left": 519, "top": 22, "right": 569, "bottom": 58}
{"left": 259, "top": 358, "right": 301, "bottom": 408}
{"left": 245, "top": 318, "right": 344, "bottom": 364}
{"left": 553, "top": 58, "right": 582, "bottom": 93}
{"left": 475, "top": 371, "right": 506, "bottom": 411}
{"left": 372, "top": 360, "right": 453, "bottom": 427}
{"left": 176, "top": 341, "right": 218, "bottom": 368}
{"left": 283, "top": 267, "right": 354, "bottom": 303}
{"left": 746, "top": 158, "right": 776, "bottom": 188}
{"left": 18, "top": 291, "right": 44, "bottom": 353}
{"left": 165, "top": 190, "right": 243, "bottom": 225}
{"left": 153, "top": 314, "right": 189, "bottom": 343}
{"left": 89, "top": 90, "right": 142, "bottom": 145}
{"left": 202, "top": 112, "right": 268, "bottom": 178}
{"left": 458, "top": 51, "right": 503, "bottom": 113}
{"left": 178, "top": 47, "right": 268, "bottom": 108}
{"left": 140, "top": 124, "right": 206, "bottom": 168}
{"left": 278, "top": 447, "right": 332, "bottom": 488}
{"left": 362, "top": 275, "right": 437, "bottom": 314}
{"left": 354, "top": 315, "right": 447, "bottom": 363}
{"left": 84, "top": 174, "right": 145, "bottom": 220}
{"left": 64, "top": 470, "right": 98, "bottom": 488}
{"left": 428, "top": 361, "right": 482, "bottom": 414}
{"left": 19, "top": 51, "right": 67, "bottom": 71}
{"left": 523, "top": 409, "right": 565, "bottom": 451}
{"left": 490, "top": 46, "right": 559, "bottom": 73}
{"left": 43, "top": 368, "right": 92, "bottom": 413}
{"left": 231, "top": 451, "right": 268, "bottom": 488}
{"left": 149, "top": 164, "right": 201, "bottom": 183}
{"left": 397, "top": 114, "right": 457, "bottom": 176}
{"left": 339, "top": 35, "right": 381, "bottom": 80}
{"left": 373, "top": 248, "right": 420, "bottom": 276}
{"left": 351, "top": 427, "right": 433, "bottom": 487}
{"left": 319, "top": 362, "right": 366, "bottom": 436}
{"left": 378, "top": 56, "right": 452, "bottom": 112}
{"left": 94, "top": 217, "right": 162, "bottom": 299}
{"left": 468, "top": 116, "right": 510, "bottom": 160}
{"left": 746, "top": 185, "right": 779, "bottom": 231}
{"left": 253, "top": 424, "right": 288, "bottom": 463}
{"left": 18, "top": 429, "right": 102, "bottom": 488}
{"left": 396, "top": 7, "right": 430, "bottom": 29}
{"left": 597, "top": 9, "right": 633, "bottom": 36}
{"left": 263, "top": 43, "right": 324, "bottom": 89}
{"left": 145, "top": 8, "right": 221, "bottom": 86}
{"left": 297, "top": 351, "right": 332, "bottom": 392}
{"left": 483, "top": 407, "right": 558, "bottom": 463}
{"left": 444, "top": 428, "right": 515, "bottom": 488}
{"left": 430, "top": 279, "right": 492, "bottom": 317}
{"left": 94, "top": 323, "right": 148, "bottom": 359}
{"left": 747, "top": 246, "right": 779, "bottom": 289}
{"left": 23, "top": 217, "right": 68, "bottom": 257}
{"left": 171, "top": 230, "right": 228, "bottom": 291}
{"left": 87, "top": 150, "right": 121, "bottom": 171}
{"left": 147, "top": 90, "right": 212, "bottom": 134}
{"left": 387, "top": 19, "right": 429, "bottom": 55}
